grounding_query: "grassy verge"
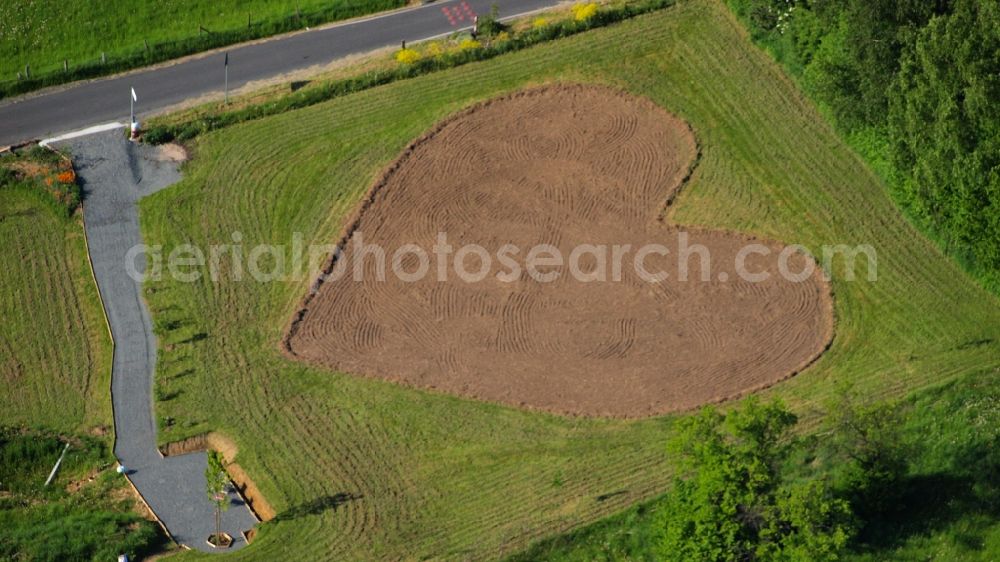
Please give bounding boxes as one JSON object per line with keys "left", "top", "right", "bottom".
{"left": 0, "top": 151, "right": 111, "bottom": 434}
{"left": 0, "top": 428, "right": 166, "bottom": 561}
{"left": 0, "top": 0, "right": 405, "bottom": 99}
{"left": 133, "top": 0, "right": 999, "bottom": 559}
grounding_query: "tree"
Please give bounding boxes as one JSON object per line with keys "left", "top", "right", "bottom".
{"left": 805, "top": 0, "right": 948, "bottom": 130}
{"left": 888, "top": 0, "right": 1000, "bottom": 280}
{"left": 657, "top": 399, "right": 853, "bottom": 561}
{"left": 205, "top": 450, "right": 231, "bottom": 547}
{"left": 825, "top": 387, "right": 908, "bottom": 522}
{"left": 476, "top": 3, "right": 505, "bottom": 40}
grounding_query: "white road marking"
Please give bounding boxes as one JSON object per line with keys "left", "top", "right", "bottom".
{"left": 40, "top": 122, "right": 125, "bottom": 146}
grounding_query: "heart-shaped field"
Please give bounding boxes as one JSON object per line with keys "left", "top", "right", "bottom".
{"left": 284, "top": 85, "right": 833, "bottom": 417}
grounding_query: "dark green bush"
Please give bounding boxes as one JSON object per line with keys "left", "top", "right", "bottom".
{"left": 477, "top": 3, "right": 507, "bottom": 38}
{"left": 142, "top": 127, "right": 175, "bottom": 145}
{"left": 0, "top": 166, "right": 15, "bottom": 188}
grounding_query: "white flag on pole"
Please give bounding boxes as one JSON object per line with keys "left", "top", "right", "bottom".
{"left": 131, "top": 87, "right": 137, "bottom": 102}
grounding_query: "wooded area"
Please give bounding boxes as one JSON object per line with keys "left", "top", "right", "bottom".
{"left": 730, "top": 0, "right": 999, "bottom": 292}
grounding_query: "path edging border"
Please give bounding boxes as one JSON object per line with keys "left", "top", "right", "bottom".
{"left": 158, "top": 432, "right": 274, "bottom": 524}
{"left": 66, "top": 140, "right": 178, "bottom": 547}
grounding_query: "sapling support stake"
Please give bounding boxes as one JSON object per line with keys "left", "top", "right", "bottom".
{"left": 44, "top": 443, "right": 70, "bottom": 487}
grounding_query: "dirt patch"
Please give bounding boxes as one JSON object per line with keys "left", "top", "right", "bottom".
{"left": 226, "top": 463, "right": 275, "bottom": 522}
{"left": 65, "top": 468, "right": 100, "bottom": 494}
{"left": 158, "top": 433, "right": 211, "bottom": 457}
{"left": 7, "top": 160, "right": 49, "bottom": 178}
{"left": 284, "top": 84, "right": 833, "bottom": 417}
{"left": 154, "top": 143, "right": 188, "bottom": 163}
{"left": 88, "top": 425, "right": 109, "bottom": 437}
{"left": 157, "top": 432, "right": 236, "bottom": 458}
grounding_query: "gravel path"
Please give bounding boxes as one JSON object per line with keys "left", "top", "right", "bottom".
{"left": 58, "top": 130, "right": 257, "bottom": 552}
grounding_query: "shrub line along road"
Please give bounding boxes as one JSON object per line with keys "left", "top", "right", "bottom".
{"left": 0, "top": 0, "right": 561, "bottom": 147}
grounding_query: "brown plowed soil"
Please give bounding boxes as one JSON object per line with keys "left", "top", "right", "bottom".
{"left": 284, "top": 85, "right": 833, "bottom": 417}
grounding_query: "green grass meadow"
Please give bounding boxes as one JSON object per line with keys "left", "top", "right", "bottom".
{"left": 0, "top": 429, "right": 164, "bottom": 560}
{"left": 0, "top": 182, "right": 164, "bottom": 560}
{"left": 128, "top": 0, "right": 1000, "bottom": 559}
{"left": 0, "top": 185, "right": 111, "bottom": 433}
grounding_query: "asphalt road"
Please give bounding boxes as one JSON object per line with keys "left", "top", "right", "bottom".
{"left": 60, "top": 131, "right": 258, "bottom": 552}
{"left": 0, "top": 0, "right": 559, "bottom": 147}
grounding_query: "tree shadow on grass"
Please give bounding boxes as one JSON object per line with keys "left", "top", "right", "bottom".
{"left": 596, "top": 489, "right": 628, "bottom": 502}
{"left": 157, "top": 389, "right": 182, "bottom": 401}
{"left": 179, "top": 332, "right": 207, "bottom": 344}
{"left": 858, "top": 473, "right": 977, "bottom": 549}
{"left": 275, "top": 492, "right": 362, "bottom": 521}
{"left": 856, "top": 441, "right": 1000, "bottom": 553}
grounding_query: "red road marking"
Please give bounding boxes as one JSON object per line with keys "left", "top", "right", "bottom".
{"left": 441, "top": 6, "right": 457, "bottom": 26}
{"left": 442, "top": 3, "right": 477, "bottom": 27}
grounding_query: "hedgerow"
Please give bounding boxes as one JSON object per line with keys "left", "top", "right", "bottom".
{"left": 727, "top": 0, "right": 1000, "bottom": 293}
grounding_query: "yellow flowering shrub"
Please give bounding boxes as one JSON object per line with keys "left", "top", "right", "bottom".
{"left": 572, "top": 2, "right": 599, "bottom": 21}
{"left": 395, "top": 48, "right": 421, "bottom": 64}
{"left": 533, "top": 17, "right": 548, "bottom": 28}
{"left": 459, "top": 38, "right": 482, "bottom": 51}
{"left": 427, "top": 42, "right": 444, "bottom": 57}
